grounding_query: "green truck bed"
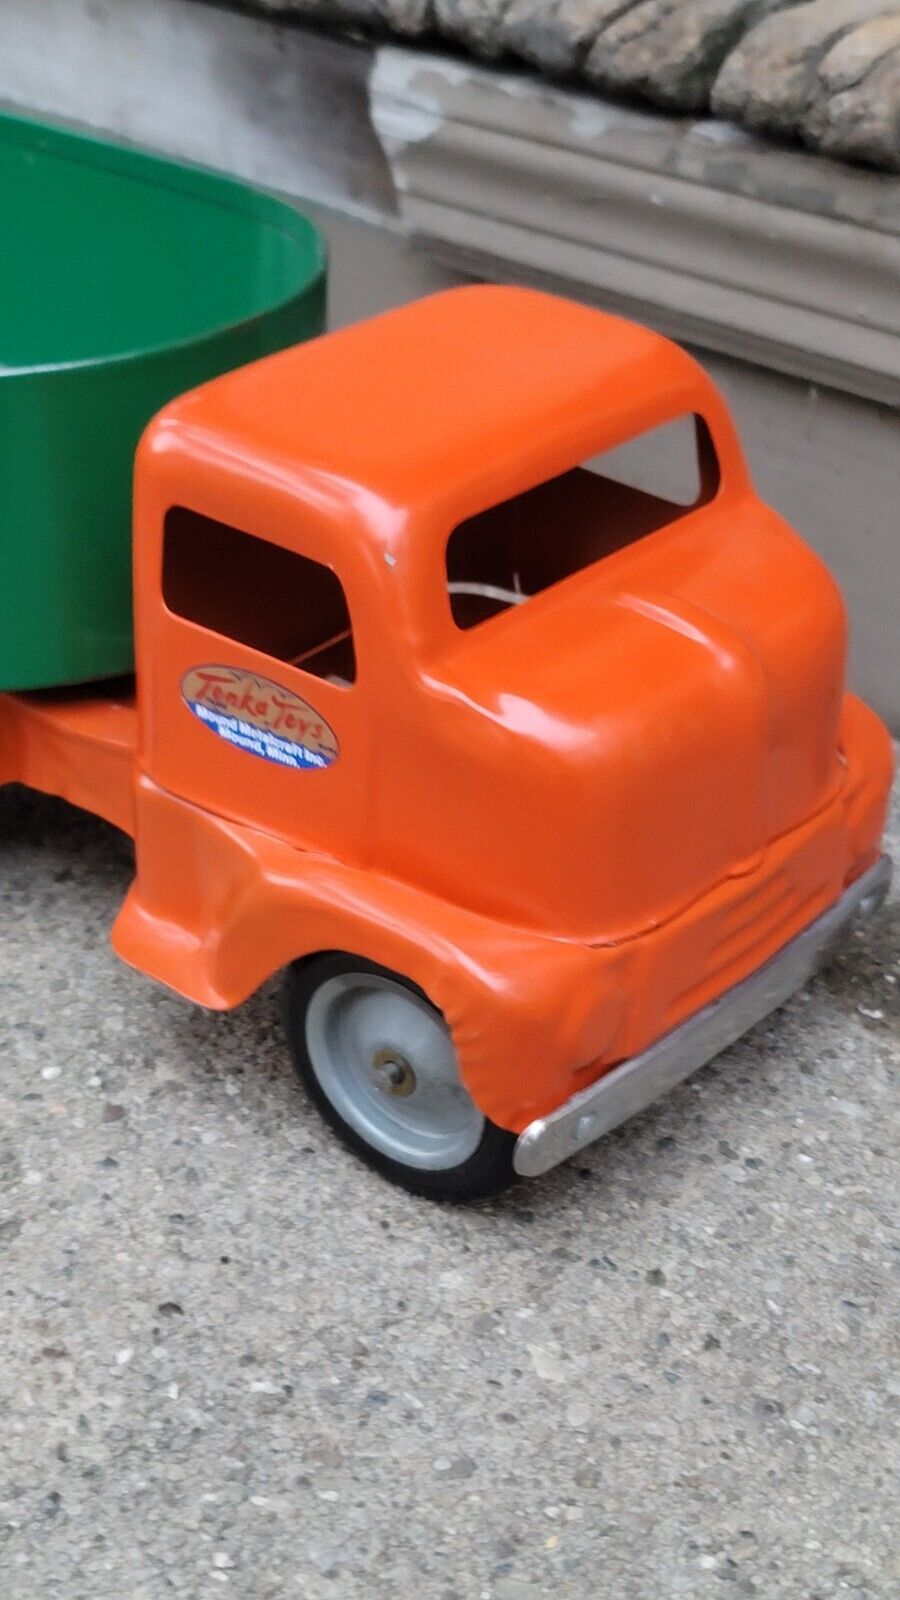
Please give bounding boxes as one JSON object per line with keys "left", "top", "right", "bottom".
{"left": 0, "top": 110, "right": 325, "bottom": 691}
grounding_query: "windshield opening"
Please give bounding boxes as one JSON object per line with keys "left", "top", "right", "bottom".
{"left": 447, "top": 415, "right": 720, "bottom": 629}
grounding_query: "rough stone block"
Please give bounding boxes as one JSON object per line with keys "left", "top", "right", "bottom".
{"left": 581, "top": 1, "right": 793, "bottom": 111}
{"left": 712, "top": 0, "right": 896, "bottom": 136}
{"left": 503, "top": 0, "right": 636, "bottom": 77}
{"left": 432, "top": 0, "right": 512, "bottom": 55}
{"left": 804, "top": 16, "right": 900, "bottom": 168}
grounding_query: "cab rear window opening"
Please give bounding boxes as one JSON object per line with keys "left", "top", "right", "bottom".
{"left": 446, "top": 415, "right": 720, "bottom": 630}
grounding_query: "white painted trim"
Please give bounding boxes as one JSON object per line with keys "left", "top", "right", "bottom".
{"left": 371, "top": 48, "right": 900, "bottom": 406}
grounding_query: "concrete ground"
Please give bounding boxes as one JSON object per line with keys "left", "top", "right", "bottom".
{"left": 0, "top": 773, "right": 897, "bottom": 1600}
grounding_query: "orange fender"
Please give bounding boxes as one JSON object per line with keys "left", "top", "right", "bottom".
{"left": 111, "top": 774, "right": 625, "bottom": 1132}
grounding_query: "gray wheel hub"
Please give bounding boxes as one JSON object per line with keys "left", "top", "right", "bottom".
{"left": 304, "top": 972, "right": 485, "bottom": 1171}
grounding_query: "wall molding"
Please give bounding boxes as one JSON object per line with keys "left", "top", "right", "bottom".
{"left": 371, "top": 48, "right": 900, "bottom": 407}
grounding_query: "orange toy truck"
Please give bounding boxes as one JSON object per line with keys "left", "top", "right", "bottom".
{"left": 1, "top": 287, "right": 892, "bottom": 1198}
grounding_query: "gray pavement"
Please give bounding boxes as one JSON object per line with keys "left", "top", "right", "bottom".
{"left": 1, "top": 771, "right": 897, "bottom": 1599}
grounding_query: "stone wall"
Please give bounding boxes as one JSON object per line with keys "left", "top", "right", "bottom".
{"left": 230, "top": 0, "right": 900, "bottom": 170}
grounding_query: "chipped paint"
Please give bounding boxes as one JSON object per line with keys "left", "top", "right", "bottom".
{"left": 373, "top": 47, "right": 668, "bottom": 157}
{"left": 370, "top": 92, "right": 444, "bottom": 160}
{"left": 370, "top": 50, "right": 470, "bottom": 156}
{"left": 566, "top": 94, "right": 665, "bottom": 145}
{"left": 688, "top": 118, "right": 757, "bottom": 146}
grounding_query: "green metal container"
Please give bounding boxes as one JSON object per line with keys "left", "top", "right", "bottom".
{"left": 0, "top": 111, "right": 326, "bottom": 691}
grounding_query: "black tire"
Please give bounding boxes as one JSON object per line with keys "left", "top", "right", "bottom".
{"left": 284, "top": 953, "right": 518, "bottom": 1201}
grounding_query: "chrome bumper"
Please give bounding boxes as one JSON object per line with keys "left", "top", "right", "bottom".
{"left": 514, "top": 854, "right": 892, "bottom": 1178}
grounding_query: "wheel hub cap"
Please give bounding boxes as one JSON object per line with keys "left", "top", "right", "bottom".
{"left": 371, "top": 1048, "right": 416, "bottom": 1098}
{"left": 304, "top": 972, "right": 484, "bottom": 1171}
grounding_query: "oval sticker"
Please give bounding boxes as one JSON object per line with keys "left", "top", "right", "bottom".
{"left": 181, "top": 666, "right": 339, "bottom": 771}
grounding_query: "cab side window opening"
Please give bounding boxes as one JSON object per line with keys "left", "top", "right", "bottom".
{"left": 447, "top": 416, "right": 720, "bottom": 630}
{"left": 163, "top": 507, "right": 356, "bottom": 685}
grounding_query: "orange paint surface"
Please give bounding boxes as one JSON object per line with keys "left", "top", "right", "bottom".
{"left": 1, "top": 288, "right": 892, "bottom": 1131}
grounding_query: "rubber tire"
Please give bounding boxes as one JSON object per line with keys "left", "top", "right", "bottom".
{"left": 284, "top": 953, "right": 518, "bottom": 1201}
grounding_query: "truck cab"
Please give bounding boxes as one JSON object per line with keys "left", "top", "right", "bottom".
{"left": 2, "top": 287, "right": 892, "bottom": 1198}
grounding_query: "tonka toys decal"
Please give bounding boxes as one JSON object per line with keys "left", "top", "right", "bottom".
{"left": 182, "top": 666, "right": 339, "bottom": 771}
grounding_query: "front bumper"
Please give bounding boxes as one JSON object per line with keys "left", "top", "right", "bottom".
{"left": 513, "top": 854, "right": 892, "bottom": 1178}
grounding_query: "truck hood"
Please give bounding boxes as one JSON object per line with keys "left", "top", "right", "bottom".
{"left": 436, "top": 500, "right": 848, "bottom": 940}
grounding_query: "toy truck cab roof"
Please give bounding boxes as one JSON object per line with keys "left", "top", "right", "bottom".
{"left": 138, "top": 282, "right": 742, "bottom": 592}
